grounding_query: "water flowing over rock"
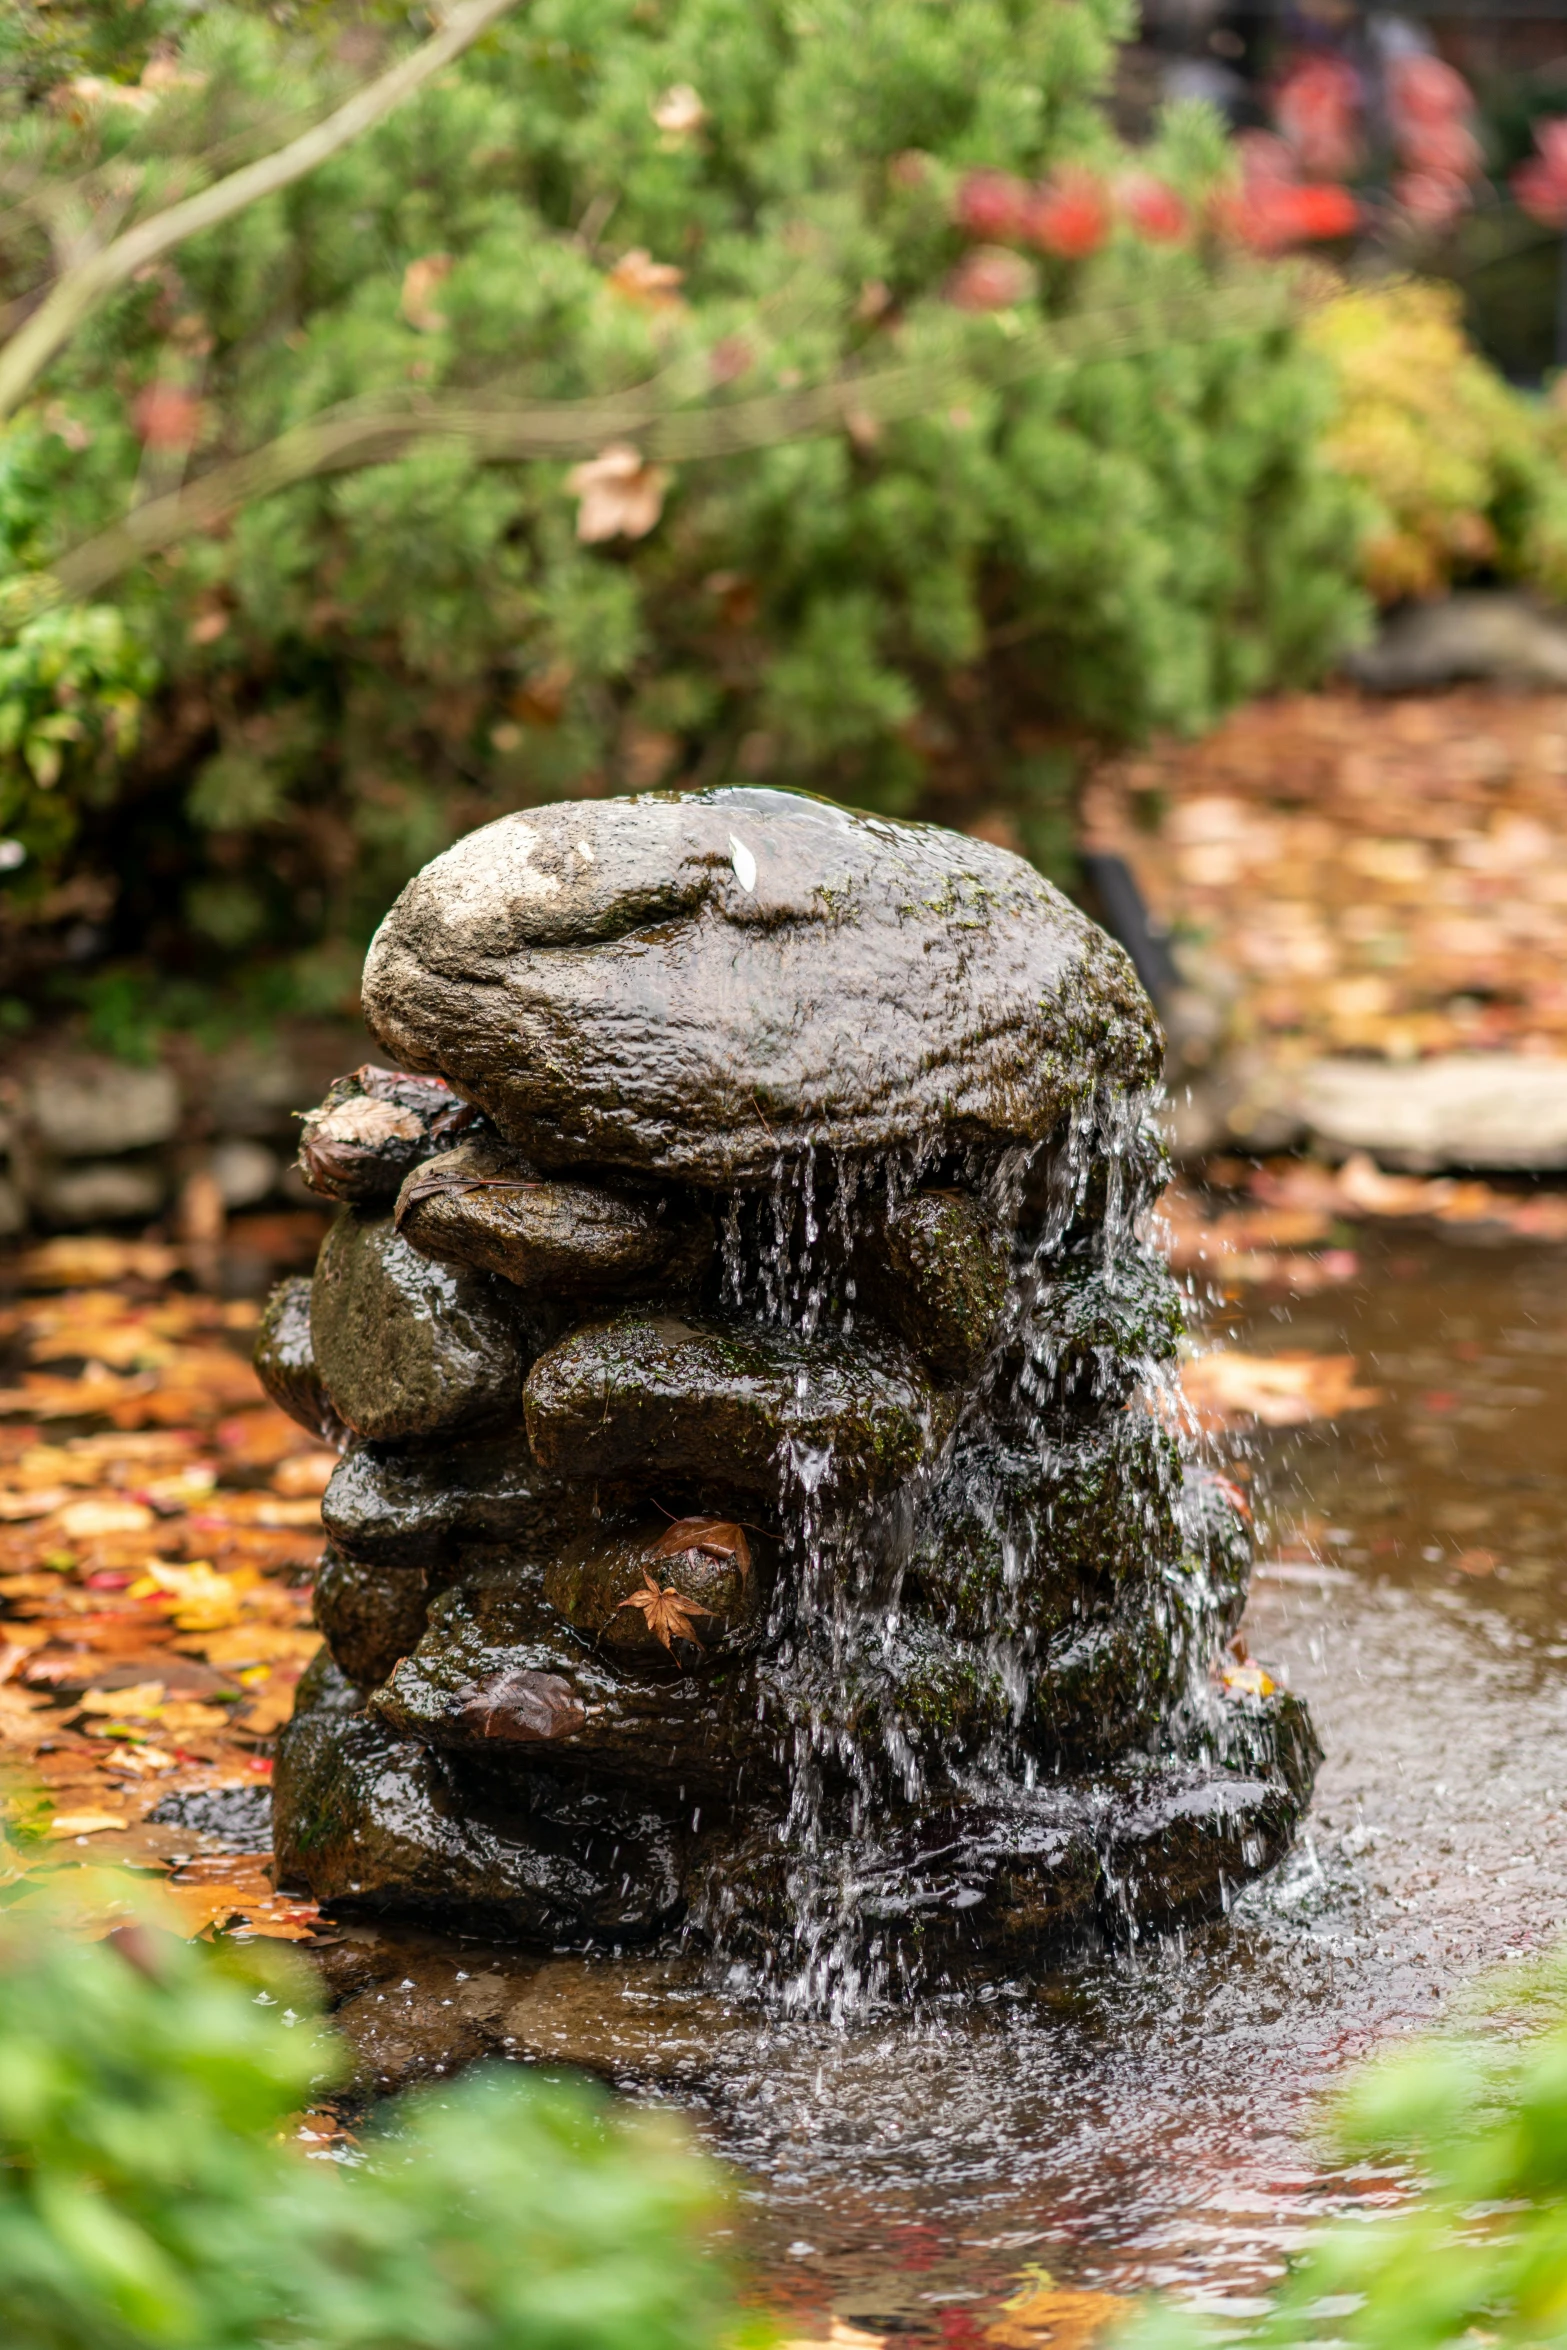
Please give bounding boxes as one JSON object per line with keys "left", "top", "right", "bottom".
{"left": 271, "top": 786, "right": 1317, "bottom": 2001}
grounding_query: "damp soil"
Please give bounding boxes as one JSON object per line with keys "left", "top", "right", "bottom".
{"left": 318, "top": 1225, "right": 1567, "bottom": 2334}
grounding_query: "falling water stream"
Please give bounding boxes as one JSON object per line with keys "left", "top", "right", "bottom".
{"left": 321, "top": 1217, "right": 1567, "bottom": 2334}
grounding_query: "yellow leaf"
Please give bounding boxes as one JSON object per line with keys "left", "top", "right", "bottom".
{"left": 54, "top": 1497, "right": 155, "bottom": 1539}
{"left": 46, "top": 1813, "right": 128, "bottom": 1838}
{"left": 79, "top": 1681, "right": 165, "bottom": 1719}
{"left": 985, "top": 2285, "right": 1130, "bottom": 2350}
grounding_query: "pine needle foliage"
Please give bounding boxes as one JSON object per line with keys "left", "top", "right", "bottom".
{"left": 0, "top": 0, "right": 1368, "bottom": 1039}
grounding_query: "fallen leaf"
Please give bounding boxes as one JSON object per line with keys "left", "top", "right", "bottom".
{"left": 52, "top": 1498, "right": 156, "bottom": 1539}
{"left": 46, "top": 1812, "right": 128, "bottom": 1838}
{"left": 1182, "top": 1348, "right": 1381, "bottom": 1427}
{"left": 985, "top": 2281, "right": 1130, "bottom": 2350}
{"left": 401, "top": 252, "right": 453, "bottom": 331}
{"left": 269, "top": 1451, "right": 337, "bottom": 1499}
{"left": 652, "top": 1516, "right": 753, "bottom": 1579}
{"left": 606, "top": 248, "right": 685, "bottom": 308}
{"left": 1220, "top": 1660, "right": 1277, "bottom": 1698}
{"left": 232, "top": 1674, "right": 303, "bottom": 1736}
{"left": 0, "top": 1488, "right": 70, "bottom": 1520}
{"left": 79, "top": 1681, "right": 165, "bottom": 1718}
{"left": 1454, "top": 1547, "right": 1499, "bottom": 1577}
{"left": 616, "top": 1570, "right": 717, "bottom": 1657}
{"left": 18, "top": 1239, "right": 179, "bottom": 1288}
{"left": 566, "top": 442, "right": 670, "bottom": 543}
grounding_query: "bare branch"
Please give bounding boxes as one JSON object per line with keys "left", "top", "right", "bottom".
{"left": 48, "top": 282, "right": 1296, "bottom": 601}
{"left": 0, "top": 0, "right": 523, "bottom": 423}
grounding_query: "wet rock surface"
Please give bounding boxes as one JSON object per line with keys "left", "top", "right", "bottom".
{"left": 254, "top": 1274, "right": 345, "bottom": 1443}
{"left": 270, "top": 787, "right": 1317, "bottom": 1987}
{"left": 360, "top": 788, "right": 1157, "bottom": 1183}
{"left": 310, "top": 1208, "right": 533, "bottom": 1442}
{"left": 396, "top": 1135, "right": 714, "bottom": 1295}
{"left": 523, "top": 1310, "right": 942, "bottom": 1497}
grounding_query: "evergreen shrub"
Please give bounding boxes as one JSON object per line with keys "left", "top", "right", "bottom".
{"left": 0, "top": 0, "right": 1368, "bottom": 1041}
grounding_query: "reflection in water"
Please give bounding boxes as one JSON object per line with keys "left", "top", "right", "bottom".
{"left": 334, "top": 1230, "right": 1567, "bottom": 2332}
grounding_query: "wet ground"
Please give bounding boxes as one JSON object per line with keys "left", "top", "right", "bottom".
{"left": 312, "top": 1224, "right": 1567, "bottom": 2335}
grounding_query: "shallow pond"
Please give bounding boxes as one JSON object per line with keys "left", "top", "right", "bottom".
{"left": 324, "top": 1225, "right": 1567, "bottom": 2335}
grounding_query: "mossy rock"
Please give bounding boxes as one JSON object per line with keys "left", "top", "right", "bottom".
{"left": 906, "top": 1416, "right": 1183, "bottom": 1638}
{"left": 369, "top": 1569, "right": 791, "bottom": 1803}
{"left": 310, "top": 1207, "right": 533, "bottom": 1443}
{"left": 396, "top": 1135, "right": 714, "bottom": 1297}
{"left": 1009, "top": 1244, "right": 1185, "bottom": 1414}
{"left": 313, "top": 1543, "right": 429, "bottom": 1691}
{"left": 857, "top": 1188, "right": 1010, "bottom": 1382}
{"left": 274, "top": 1658, "right": 686, "bottom": 1941}
{"left": 524, "top": 1309, "right": 943, "bottom": 1498}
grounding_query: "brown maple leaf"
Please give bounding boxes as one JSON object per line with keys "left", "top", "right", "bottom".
{"left": 651, "top": 1517, "right": 752, "bottom": 1583}
{"left": 615, "top": 1570, "right": 717, "bottom": 1658}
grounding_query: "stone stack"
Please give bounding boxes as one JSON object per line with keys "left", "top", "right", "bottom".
{"left": 266, "top": 787, "right": 1316, "bottom": 1978}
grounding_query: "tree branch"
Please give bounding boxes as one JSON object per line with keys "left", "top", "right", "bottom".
{"left": 0, "top": 0, "right": 523, "bottom": 423}
{"left": 48, "top": 283, "right": 1296, "bottom": 601}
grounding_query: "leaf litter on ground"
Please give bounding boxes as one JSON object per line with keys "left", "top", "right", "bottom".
{"left": 0, "top": 1218, "right": 333, "bottom": 1944}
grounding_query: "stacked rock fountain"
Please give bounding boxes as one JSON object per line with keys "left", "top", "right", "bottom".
{"left": 265, "top": 787, "right": 1316, "bottom": 1991}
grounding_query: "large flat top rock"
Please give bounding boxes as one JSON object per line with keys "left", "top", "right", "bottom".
{"left": 361, "top": 788, "right": 1156, "bottom": 1183}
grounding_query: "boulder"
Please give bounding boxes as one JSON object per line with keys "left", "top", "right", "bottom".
{"left": 1295, "top": 1053, "right": 1567, "bottom": 1171}
{"left": 313, "top": 1544, "right": 429, "bottom": 1690}
{"left": 309, "top": 1208, "right": 531, "bottom": 1443}
{"left": 523, "top": 1309, "right": 943, "bottom": 1498}
{"left": 321, "top": 1432, "right": 581, "bottom": 1569}
{"left": 396, "top": 1136, "right": 713, "bottom": 1296}
{"left": 361, "top": 788, "right": 1157, "bottom": 1184}
{"left": 253, "top": 1276, "right": 345, "bottom": 1445}
{"left": 856, "top": 1189, "right": 1010, "bottom": 1382}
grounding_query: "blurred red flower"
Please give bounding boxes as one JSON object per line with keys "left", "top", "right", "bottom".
{"left": 1115, "top": 171, "right": 1189, "bottom": 243}
{"left": 1274, "top": 55, "right": 1362, "bottom": 179}
{"left": 132, "top": 383, "right": 201, "bottom": 450}
{"left": 953, "top": 169, "right": 1030, "bottom": 242}
{"left": 1223, "top": 178, "right": 1359, "bottom": 252}
{"left": 945, "top": 245, "right": 1035, "bottom": 310}
{"left": 1394, "top": 168, "right": 1473, "bottom": 232}
{"left": 1515, "top": 118, "right": 1567, "bottom": 229}
{"left": 1021, "top": 168, "right": 1110, "bottom": 259}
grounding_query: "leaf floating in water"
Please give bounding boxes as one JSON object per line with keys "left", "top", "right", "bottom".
{"left": 652, "top": 1516, "right": 752, "bottom": 1581}
{"left": 615, "top": 1569, "right": 718, "bottom": 1657}
{"left": 1182, "top": 1347, "right": 1381, "bottom": 1428}
{"left": 986, "top": 2271, "right": 1131, "bottom": 2350}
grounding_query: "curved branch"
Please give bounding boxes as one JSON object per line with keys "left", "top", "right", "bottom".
{"left": 49, "top": 282, "right": 1295, "bottom": 600}
{"left": 0, "top": 0, "right": 523, "bottom": 423}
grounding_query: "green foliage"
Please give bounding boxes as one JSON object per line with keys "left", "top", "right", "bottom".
{"left": 0, "top": 0, "right": 1368, "bottom": 1026}
{"left": 1118, "top": 1939, "right": 1567, "bottom": 2350}
{"left": 0, "top": 1887, "right": 743, "bottom": 2350}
